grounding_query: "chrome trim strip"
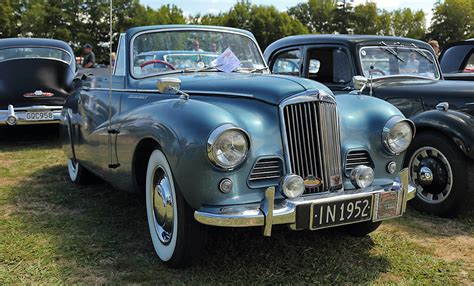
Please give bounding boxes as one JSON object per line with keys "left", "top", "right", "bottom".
{"left": 83, "top": 87, "right": 255, "bottom": 98}
{"left": 129, "top": 27, "right": 268, "bottom": 79}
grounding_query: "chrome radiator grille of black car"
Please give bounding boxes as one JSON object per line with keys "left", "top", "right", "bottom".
{"left": 282, "top": 99, "right": 343, "bottom": 194}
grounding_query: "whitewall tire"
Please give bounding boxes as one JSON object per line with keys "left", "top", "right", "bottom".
{"left": 145, "top": 149, "right": 206, "bottom": 267}
{"left": 67, "top": 158, "right": 91, "bottom": 184}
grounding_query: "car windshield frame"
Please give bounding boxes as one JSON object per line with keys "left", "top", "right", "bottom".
{"left": 129, "top": 27, "right": 267, "bottom": 79}
{"left": 358, "top": 45, "right": 441, "bottom": 80}
{"left": 0, "top": 45, "right": 73, "bottom": 65}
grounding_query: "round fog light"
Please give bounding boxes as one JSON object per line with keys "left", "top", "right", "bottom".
{"left": 387, "top": 161, "right": 397, "bottom": 174}
{"left": 350, "top": 165, "right": 375, "bottom": 188}
{"left": 281, "top": 174, "right": 305, "bottom": 198}
{"left": 219, "top": 178, "right": 233, "bottom": 193}
{"left": 6, "top": 115, "right": 17, "bottom": 126}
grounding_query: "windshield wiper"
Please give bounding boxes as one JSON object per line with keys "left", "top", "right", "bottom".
{"left": 409, "top": 43, "right": 435, "bottom": 64}
{"left": 380, "top": 42, "right": 405, "bottom": 63}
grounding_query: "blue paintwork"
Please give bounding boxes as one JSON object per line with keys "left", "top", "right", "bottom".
{"left": 62, "top": 25, "right": 409, "bottom": 210}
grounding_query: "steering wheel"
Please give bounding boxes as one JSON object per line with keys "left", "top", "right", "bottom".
{"left": 140, "top": 60, "right": 175, "bottom": 70}
{"left": 369, "top": 68, "right": 386, "bottom": 76}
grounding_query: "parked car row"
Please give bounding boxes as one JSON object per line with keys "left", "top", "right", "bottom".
{"left": 0, "top": 25, "right": 472, "bottom": 267}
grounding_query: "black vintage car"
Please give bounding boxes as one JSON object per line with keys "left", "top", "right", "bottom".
{"left": 0, "top": 38, "right": 75, "bottom": 126}
{"left": 439, "top": 39, "right": 474, "bottom": 81}
{"left": 265, "top": 35, "right": 474, "bottom": 217}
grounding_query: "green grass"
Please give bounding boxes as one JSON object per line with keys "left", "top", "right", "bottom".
{"left": 0, "top": 126, "right": 473, "bottom": 284}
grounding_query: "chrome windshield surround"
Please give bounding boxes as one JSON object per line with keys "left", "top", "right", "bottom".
{"left": 279, "top": 89, "right": 343, "bottom": 194}
{"left": 206, "top": 123, "right": 250, "bottom": 171}
{"left": 358, "top": 46, "right": 441, "bottom": 80}
{"left": 129, "top": 27, "right": 268, "bottom": 79}
{"left": 382, "top": 115, "right": 416, "bottom": 155}
{"left": 0, "top": 45, "right": 73, "bottom": 65}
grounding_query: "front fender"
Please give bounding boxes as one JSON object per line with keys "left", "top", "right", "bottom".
{"left": 116, "top": 97, "right": 284, "bottom": 209}
{"left": 336, "top": 94, "right": 409, "bottom": 188}
{"left": 411, "top": 109, "right": 474, "bottom": 159}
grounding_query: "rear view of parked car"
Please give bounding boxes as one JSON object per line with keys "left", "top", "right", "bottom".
{"left": 0, "top": 38, "right": 75, "bottom": 126}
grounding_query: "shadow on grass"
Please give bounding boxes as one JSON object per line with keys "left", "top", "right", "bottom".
{"left": 6, "top": 164, "right": 390, "bottom": 284}
{"left": 0, "top": 125, "right": 60, "bottom": 151}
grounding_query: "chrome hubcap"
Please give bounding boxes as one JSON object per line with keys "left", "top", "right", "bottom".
{"left": 418, "top": 166, "right": 433, "bottom": 185}
{"left": 409, "top": 146, "right": 453, "bottom": 204}
{"left": 152, "top": 167, "right": 174, "bottom": 244}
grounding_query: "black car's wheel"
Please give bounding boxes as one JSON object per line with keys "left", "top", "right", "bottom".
{"left": 67, "top": 158, "right": 92, "bottom": 184}
{"left": 406, "top": 132, "right": 470, "bottom": 217}
{"left": 145, "top": 150, "right": 206, "bottom": 268}
{"left": 342, "top": 221, "right": 382, "bottom": 237}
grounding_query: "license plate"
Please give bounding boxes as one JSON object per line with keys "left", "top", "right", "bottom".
{"left": 310, "top": 196, "right": 373, "bottom": 230}
{"left": 25, "top": 111, "right": 53, "bottom": 121}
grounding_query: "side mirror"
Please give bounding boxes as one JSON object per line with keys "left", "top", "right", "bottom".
{"left": 157, "top": 77, "right": 182, "bottom": 94}
{"left": 352, "top": 76, "right": 368, "bottom": 90}
{"left": 156, "top": 77, "right": 189, "bottom": 100}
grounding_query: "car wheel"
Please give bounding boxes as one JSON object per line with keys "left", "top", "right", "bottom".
{"left": 406, "top": 132, "right": 469, "bottom": 217}
{"left": 342, "top": 221, "right": 382, "bottom": 237}
{"left": 67, "top": 158, "right": 91, "bottom": 184}
{"left": 145, "top": 149, "right": 206, "bottom": 267}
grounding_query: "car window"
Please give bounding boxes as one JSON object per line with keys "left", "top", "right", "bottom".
{"left": 307, "top": 47, "right": 352, "bottom": 85}
{"left": 359, "top": 46, "right": 440, "bottom": 79}
{"left": 114, "top": 34, "right": 126, "bottom": 76}
{"left": 463, "top": 52, "right": 474, "bottom": 73}
{"left": 0, "top": 47, "right": 71, "bottom": 64}
{"left": 271, "top": 50, "right": 301, "bottom": 76}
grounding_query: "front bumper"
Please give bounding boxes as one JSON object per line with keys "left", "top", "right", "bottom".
{"left": 0, "top": 104, "right": 63, "bottom": 125}
{"left": 195, "top": 168, "right": 415, "bottom": 236}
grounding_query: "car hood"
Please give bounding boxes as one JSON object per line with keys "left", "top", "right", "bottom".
{"left": 371, "top": 78, "right": 474, "bottom": 99}
{"left": 131, "top": 72, "right": 331, "bottom": 105}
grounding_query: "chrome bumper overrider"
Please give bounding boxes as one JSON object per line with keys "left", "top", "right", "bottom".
{"left": 0, "top": 104, "right": 63, "bottom": 125}
{"left": 194, "top": 168, "right": 415, "bottom": 236}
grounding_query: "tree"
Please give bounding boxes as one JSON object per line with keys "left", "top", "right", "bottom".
{"left": 288, "top": 0, "right": 337, "bottom": 33}
{"left": 391, "top": 8, "right": 426, "bottom": 38}
{"left": 428, "top": 0, "right": 474, "bottom": 45}
{"left": 331, "top": 0, "right": 354, "bottom": 34}
{"left": 0, "top": 0, "right": 15, "bottom": 37}
{"left": 352, "top": 3, "right": 379, "bottom": 34}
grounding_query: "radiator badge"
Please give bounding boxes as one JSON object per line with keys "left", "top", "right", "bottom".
{"left": 304, "top": 175, "right": 322, "bottom": 188}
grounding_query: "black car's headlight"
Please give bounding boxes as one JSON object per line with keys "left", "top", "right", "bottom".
{"left": 207, "top": 124, "right": 249, "bottom": 170}
{"left": 382, "top": 116, "right": 415, "bottom": 154}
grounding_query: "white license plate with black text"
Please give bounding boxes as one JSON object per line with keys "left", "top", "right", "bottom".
{"left": 310, "top": 196, "right": 373, "bottom": 230}
{"left": 25, "top": 111, "right": 53, "bottom": 121}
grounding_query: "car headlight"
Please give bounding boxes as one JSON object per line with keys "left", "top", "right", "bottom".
{"left": 207, "top": 124, "right": 249, "bottom": 170}
{"left": 382, "top": 116, "right": 415, "bottom": 154}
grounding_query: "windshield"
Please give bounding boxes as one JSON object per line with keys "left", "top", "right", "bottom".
{"left": 131, "top": 29, "right": 265, "bottom": 78}
{"left": 359, "top": 46, "right": 440, "bottom": 79}
{"left": 0, "top": 47, "right": 71, "bottom": 64}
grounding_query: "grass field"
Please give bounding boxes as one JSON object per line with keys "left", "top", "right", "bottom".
{"left": 1, "top": 126, "right": 473, "bottom": 284}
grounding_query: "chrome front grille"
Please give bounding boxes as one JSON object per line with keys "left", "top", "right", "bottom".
{"left": 345, "top": 150, "right": 373, "bottom": 176}
{"left": 282, "top": 99, "right": 343, "bottom": 194}
{"left": 248, "top": 158, "right": 283, "bottom": 186}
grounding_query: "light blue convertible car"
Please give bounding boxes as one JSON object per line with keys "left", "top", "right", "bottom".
{"left": 61, "top": 25, "right": 416, "bottom": 267}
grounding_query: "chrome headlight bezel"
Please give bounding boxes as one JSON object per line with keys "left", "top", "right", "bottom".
{"left": 382, "top": 116, "right": 415, "bottom": 155}
{"left": 207, "top": 124, "right": 250, "bottom": 170}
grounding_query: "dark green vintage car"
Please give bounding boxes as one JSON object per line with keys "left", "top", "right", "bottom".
{"left": 62, "top": 25, "right": 415, "bottom": 267}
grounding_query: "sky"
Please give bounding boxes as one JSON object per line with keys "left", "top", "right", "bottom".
{"left": 141, "top": 0, "right": 437, "bottom": 20}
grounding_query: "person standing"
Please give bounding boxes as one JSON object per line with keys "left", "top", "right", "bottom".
{"left": 428, "top": 40, "right": 440, "bottom": 57}
{"left": 82, "top": 44, "right": 96, "bottom": 68}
